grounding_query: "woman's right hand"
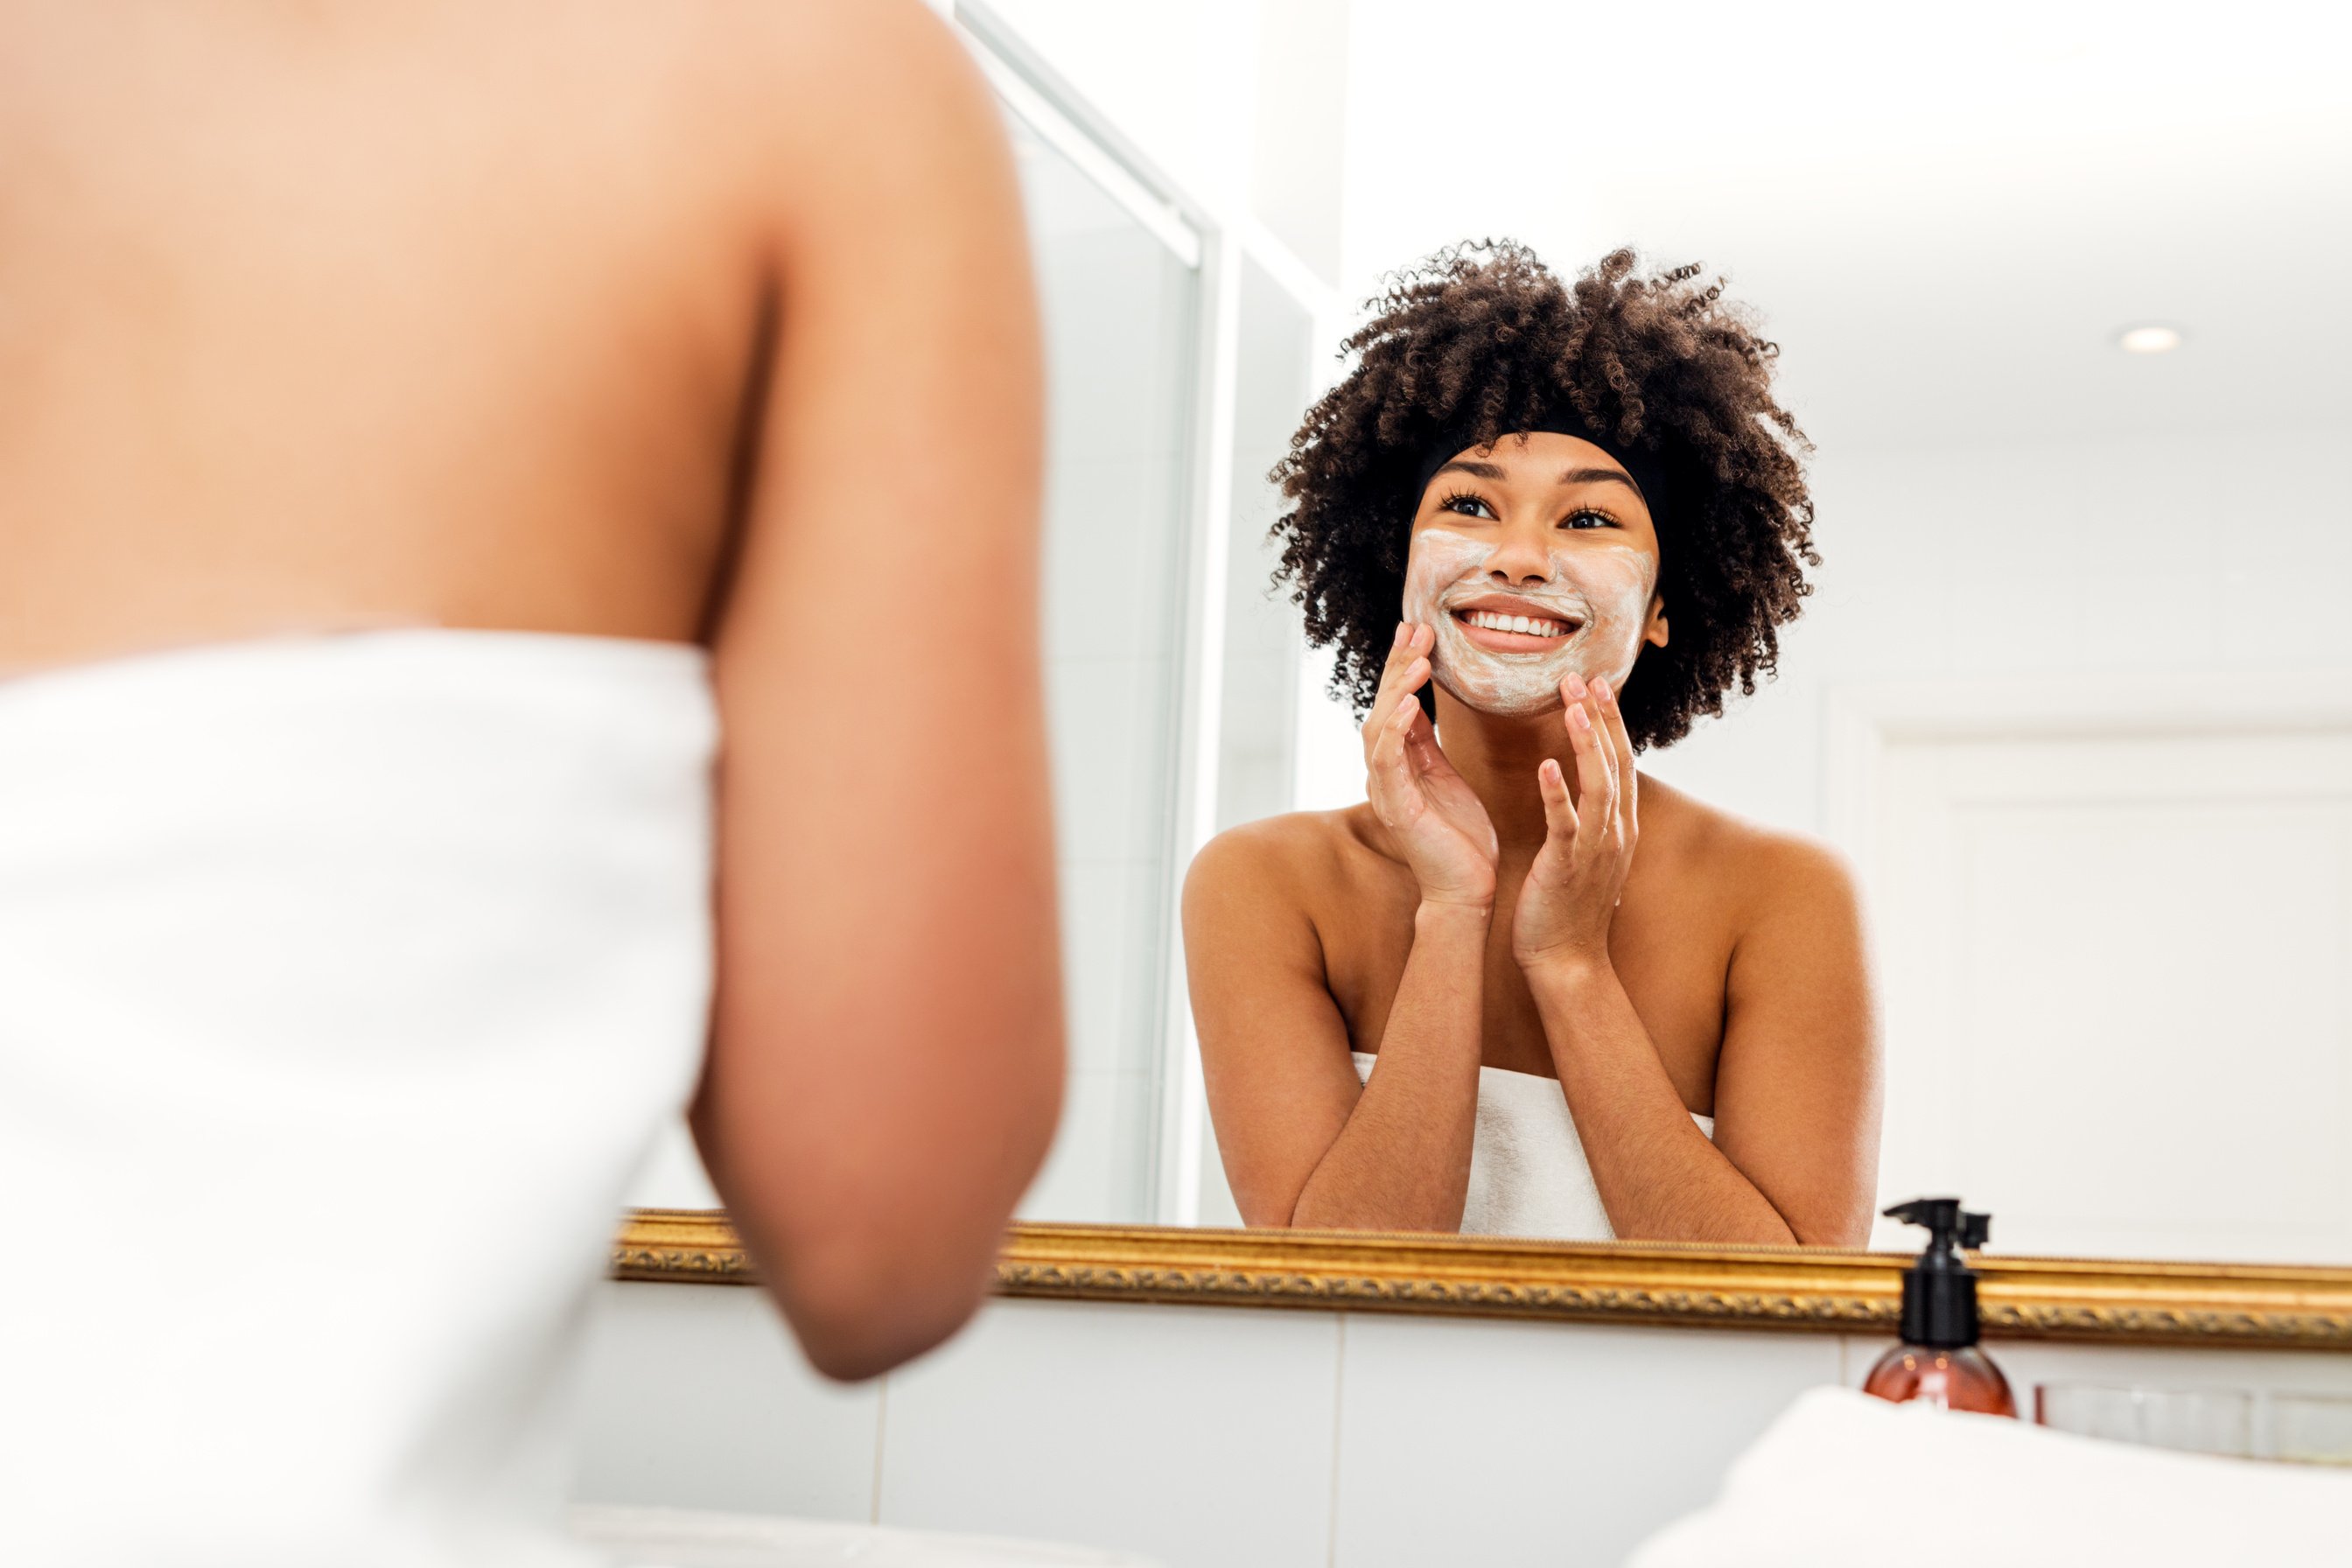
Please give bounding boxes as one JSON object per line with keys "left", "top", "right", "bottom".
{"left": 1362, "top": 622, "right": 1499, "bottom": 908}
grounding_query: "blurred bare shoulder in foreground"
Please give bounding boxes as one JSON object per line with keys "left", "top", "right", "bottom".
{"left": 0, "top": 0, "right": 1059, "bottom": 1379}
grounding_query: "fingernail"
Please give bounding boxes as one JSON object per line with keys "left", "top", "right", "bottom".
{"left": 1393, "top": 622, "right": 1408, "bottom": 647}
{"left": 1564, "top": 674, "right": 1588, "bottom": 700}
{"left": 1593, "top": 676, "right": 1612, "bottom": 704}
{"left": 1570, "top": 706, "right": 1592, "bottom": 731}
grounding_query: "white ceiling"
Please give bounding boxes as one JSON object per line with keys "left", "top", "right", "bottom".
{"left": 1338, "top": 0, "right": 2352, "bottom": 451}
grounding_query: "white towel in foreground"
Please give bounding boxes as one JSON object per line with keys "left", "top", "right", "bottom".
{"left": 571, "top": 1507, "right": 1160, "bottom": 1567}
{"left": 2, "top": 631, "right": 718, "bottom": 1565}
{"left": 1628, "top": 1386, "right": 2352, "bottom": 1568}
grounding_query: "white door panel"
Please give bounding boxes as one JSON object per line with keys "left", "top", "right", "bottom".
{"left": 1838, "top": 690, "right": 2352, "bottom": 1261}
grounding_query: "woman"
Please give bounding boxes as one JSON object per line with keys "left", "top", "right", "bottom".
{"left": 1, "top": 3, "right": 1060, "bottom": 1562}
{"left": 1185, "top": 244, "right": 1880, "bottom": 1245}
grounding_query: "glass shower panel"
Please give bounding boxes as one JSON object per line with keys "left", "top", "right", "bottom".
{"left": 1188, "top": 254, "right": 1319, "bottom": 1227}
{"left": 1215, "top": 257, "right": 1318, "bottom": 836}
{"left": 1005, "top": 116, "right": 1200, "bottom": 1223}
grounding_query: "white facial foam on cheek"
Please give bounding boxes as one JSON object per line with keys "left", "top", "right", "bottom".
{"left": 1556, "top": 542, "right": 1657, "bottom": 688}
{"left": 1403, "top": 528, "right": 1657, "bottom": 718}
{"left": 1402, "top": 528, "right": 1489, "bottom": 632}
{"left": 1403, "top": 529, "right": 1523, "bottom": 713}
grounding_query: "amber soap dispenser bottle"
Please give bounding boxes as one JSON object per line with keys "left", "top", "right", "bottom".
{"left": 1863, "top": 1198, "right": 2017, "bottom": 1417}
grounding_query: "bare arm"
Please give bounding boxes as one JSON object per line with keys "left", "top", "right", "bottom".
{"left": 1528, "top": 966, "right": 1807, "bottom": 1244}
{"left": 1708, "top": 838, "right": 1882, "bottom": 1245}
{"left": 690, "top": 2, "right": 1061, "bottom": 1382}
{"left": 1293, "top": 902, "right": 1490, "bottom": 1229}
{"left": 1187, "top": 622, "right": 1498, "bottom": 1231}
{"left": 1185, "top": 830, "right": 1489, "bottom": 1231}
{"left": 1516, "top": 674, "right": 1880, "bottom": 1244}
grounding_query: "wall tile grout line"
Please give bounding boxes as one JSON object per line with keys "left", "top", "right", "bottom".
{"left": 870, "top": 1374, "right": 891, "bottom": 1525}
{"left": 1326, "top": 1313, "right": 1348, "bottom": 1568}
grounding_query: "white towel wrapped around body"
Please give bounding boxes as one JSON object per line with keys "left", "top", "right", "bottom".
{"left": 1349, "top": 1052, "right": 1713, "bottom": 1241}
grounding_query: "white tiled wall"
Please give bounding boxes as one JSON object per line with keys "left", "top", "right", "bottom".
{"left": 573, "top": 1283, "right": 880, "bottom": 1520}
{"left": 878, "top": 1300, "right": 1340, "bottom": 1566}
{"left": 1331, "top": 1317, "right": 1839, "bottom": 1568}
{"left": 572, "top": 1283, "right": 2352, "bottom": 1568}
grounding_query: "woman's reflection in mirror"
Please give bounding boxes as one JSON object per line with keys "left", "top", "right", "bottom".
{"left": 1185, "top": 242, "right": 1880, "bottom": 1244}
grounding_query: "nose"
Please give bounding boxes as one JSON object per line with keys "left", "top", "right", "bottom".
{"left": 1484, "top": 520, "right": 1554, "bottom": 587}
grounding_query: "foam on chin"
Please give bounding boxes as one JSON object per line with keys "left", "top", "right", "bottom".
{"left": 1401, "top": 528, "right": 1656, "bottom": 718}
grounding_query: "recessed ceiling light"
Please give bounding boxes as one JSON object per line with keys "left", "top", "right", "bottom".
{"left": 2118, "top": 325, "right": 2183, "bottom": 354}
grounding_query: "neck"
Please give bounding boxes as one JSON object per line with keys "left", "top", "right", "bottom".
{"left": 1430, "top": 686, "right": 1584, "bottom": 853}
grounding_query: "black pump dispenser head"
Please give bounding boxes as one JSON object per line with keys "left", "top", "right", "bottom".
{"left": 1886, "top": 1198, "right": 1992, "bottom": 1350}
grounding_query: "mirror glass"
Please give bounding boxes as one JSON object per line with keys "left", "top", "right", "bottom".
{"left": 1232, "top": 7, "right": 2350, "bottom": 1264}
{"left": 1014, "top": 109, "right": 1200, "bottom": 1223}
{"left": 640, "top": 6, "right": 2352, "bottom": 1267}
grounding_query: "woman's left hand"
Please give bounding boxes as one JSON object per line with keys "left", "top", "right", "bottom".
{"left": 1511, "top": 672, "right": 1640, "bottom": 975}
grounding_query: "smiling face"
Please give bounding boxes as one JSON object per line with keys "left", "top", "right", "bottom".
{"left": 1400, "top": 430, "right": 1669, "bottom": 717}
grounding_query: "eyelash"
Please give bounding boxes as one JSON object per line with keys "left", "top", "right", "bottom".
{"left": 1437, "top": 491, "right": 1620, "bottom": 530}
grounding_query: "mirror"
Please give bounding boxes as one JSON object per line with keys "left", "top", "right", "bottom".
{"left": 634, "top": 3, "right": 2352, "bottom": 1272}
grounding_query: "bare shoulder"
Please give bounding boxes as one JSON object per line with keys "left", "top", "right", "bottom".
{"left": 515, "top": 0, "right": 998, "bottom": 221}
{"left": 1637, "top": 774, "right": 1861, "bottom": 927}
{"left": 675, "top": 0, "right": 997, "bottom": 161}
{"left": 1185, "top": 808, "right": 1368, "bottom": 915}
{"left": 632, "top": 0, "right": 970, "bottom": 89}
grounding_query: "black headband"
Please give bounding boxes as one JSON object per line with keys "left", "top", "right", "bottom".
{"left": 1410, "top": 407, "right": 1670, "bottom": 524}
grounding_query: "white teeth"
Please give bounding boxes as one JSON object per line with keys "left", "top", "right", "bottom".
{"left": 1463, "top": 609, "right": 1570, "bottom": 638}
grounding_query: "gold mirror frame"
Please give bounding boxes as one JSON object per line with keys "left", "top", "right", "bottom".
{"left": 617, "top": 1209, "right": 2352, "bottom": 1350}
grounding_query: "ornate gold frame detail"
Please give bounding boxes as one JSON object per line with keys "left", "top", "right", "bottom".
{"left": 616, "top": 1209, "right": 2352, "bottom": 1349}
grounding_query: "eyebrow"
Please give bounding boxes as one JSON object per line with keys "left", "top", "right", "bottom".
{"left": 1433, "top": 458, "right": 1640, "bottom": 494}
{"left": 1558, "top": 466, "right": 1641, "bottom": 493}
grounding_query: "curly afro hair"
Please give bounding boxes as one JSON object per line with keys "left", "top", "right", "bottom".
{"left": 1270, "top": 241, "right": 1816, "bottom": 751}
